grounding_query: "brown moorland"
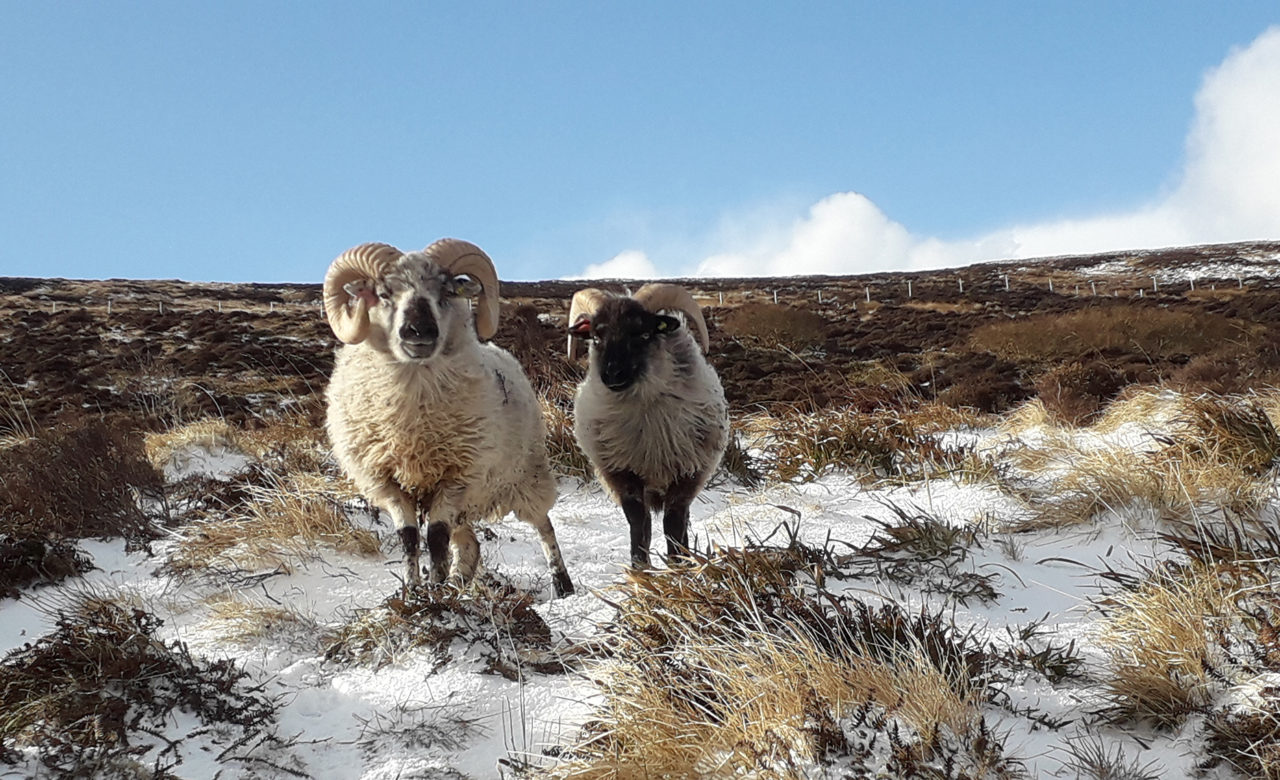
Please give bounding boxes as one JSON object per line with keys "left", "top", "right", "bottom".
{"left": 3, "top": 240, "right": 1278, "bottom": 433}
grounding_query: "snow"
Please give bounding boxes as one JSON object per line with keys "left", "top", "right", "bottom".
{"left": 1, "top": 412, "right": 1269, "bottom": 778}
{"left": 1071, "top": 247, "right": 1280, "bottom": 285}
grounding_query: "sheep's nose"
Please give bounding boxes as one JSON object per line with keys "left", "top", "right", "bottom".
{"left": 601, "top": 364, "right": 632, "bottom": 391}
{"left": 400, "top": 300, "right": 439, "bottom": 343}
{"left": 400, "top": 318, "right": 439, "bottom": 342}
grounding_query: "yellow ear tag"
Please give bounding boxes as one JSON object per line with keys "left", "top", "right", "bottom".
{"left": 656, "top": 321, "right": 669, "bottom": 332}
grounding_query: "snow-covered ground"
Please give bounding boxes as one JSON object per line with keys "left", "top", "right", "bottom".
{"left": 0, "top": 411, "right": 1271, "bottom": 779}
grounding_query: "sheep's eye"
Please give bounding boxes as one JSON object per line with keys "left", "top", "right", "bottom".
{"left": 377, "top": 291, "right": 392, "bottom": 303}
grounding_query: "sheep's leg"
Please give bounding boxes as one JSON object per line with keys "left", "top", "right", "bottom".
{"left": 602, "top": 470, "right": 651, "bottom": 567}
{"left": 424, "top": 520, "right": 450, "bottom": 585}
{"left": 661, "top": 474, "right": 702, "bottom": 562}
{"left": 522, "top": 512, "right": 575, "bottom": 597}
{"left": 368, "top": 484, "right": 421, "bottom": 586}
{"left": 428, "top": 488, "right": 478, "bottom": 588}
{"left": 448, "top": 523, "right": 480, "bottom": 588}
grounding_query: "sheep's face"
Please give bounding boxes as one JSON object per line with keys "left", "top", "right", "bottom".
{"left": 345, "top": 254, "right": 482, "bottom": 362}
{"left": 576, "top": 298, "right": 681, "bottom": 392}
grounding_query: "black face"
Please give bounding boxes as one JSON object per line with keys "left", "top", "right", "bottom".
{"left": 577, "top": 299, "right": 681, "bottom": 392}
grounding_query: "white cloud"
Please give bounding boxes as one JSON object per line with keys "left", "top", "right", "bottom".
{"left": 572, "top": 26, "right": 1280, "bottom": 279}
{"left": 570, "top": 249, "right": 660, "bottom": 280}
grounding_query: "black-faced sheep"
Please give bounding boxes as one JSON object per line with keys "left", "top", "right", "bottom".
{"left": 323, "top": 239, "right": 574, "bottom": 597}
{"left": 567, "top": 284, "right": 729, "bottom": 566}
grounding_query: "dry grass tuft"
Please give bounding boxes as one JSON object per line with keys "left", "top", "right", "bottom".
{"left": 165, "top": 471, "right": 379, "bottom": 577}
{"left": 143, "top": 417, "right": 240, "bottom": 472}
{"left": 0, "top": 370, "right": 38, "bottom": 449}
{"left": 1096, "top": 562, "right": 1260, "bottom": 727}
{"left": 999, "top": 398, "right": 1060, "bottom": 437}
{"left": 1015, "top": 446, "right": 1163, "bottom": 532}
{"left": 720, "top": 302, "right": 828, "bottom": 350}
{"left": 1171, "top": 393, "right": 1280, "bottom": 477}
{"left": 542, "top": 543, "right": 1019, "bottom": 778}
{"left": 1002, "top": 390, "right": 1279, "bottom": 532}
{"left": 969, "top": 306, "right": 1255, "bottom": 364}
{"left": 757, "top": 405, "right": 988, "bottom": 486}
{"left": 900, "top": 400, "right": 993, "bottom": 434}
{"left": 201, "top": 593, "right": 317, "bottom": 646}
{"left": 145, "top": 408, "right": 334, "bottom": 478}
{"left": 1092, "top": 386, "right": 1185, "bottom": 434}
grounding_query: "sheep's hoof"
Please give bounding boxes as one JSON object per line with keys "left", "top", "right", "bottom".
{"left": 552, "top": 571, "right": 575, "bottom": 598}
{"left": 445, "top": 573, "right": 475, "bottom": 594}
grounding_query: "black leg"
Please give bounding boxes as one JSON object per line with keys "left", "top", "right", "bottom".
{"left": 662, "top": 503, "right": 690, "bottom": 559}
{"left": 622, "top": 496, "right": 652, "bottom": 567}
{"left": 662, "top": 474, "right": 702, "bottom": 562}
{"left": 426, "top": 521, "right": 450, "bottom": 584}
{"left": 552, "top": 568, "right": 575, "bottom": 598}
{"left": 602, "top": 470, "right": 651, "bottom": 567}
{"left": 398, "top": 525, "right": 421, "bottom": 585}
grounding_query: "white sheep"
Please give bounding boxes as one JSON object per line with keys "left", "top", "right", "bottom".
{"left": 567, "top": 284, "right": 729, "bottom": 566}
{"left": 323, "top": 239, "right": 574, "bottom": 596}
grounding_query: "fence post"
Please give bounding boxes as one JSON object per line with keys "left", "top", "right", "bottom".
{"left": 958, "top": 278, "right": 964, "bottom": 294}
{"left": 907, "top": 280, "right": 913, "bottom": 298}
{"left": 1152, "top": 277, "right": 1158, "bottom": 293}
{"left": 1091, "top": 281, "right": 1097, "bottom": 296}
{"left": 1048, "top": 279, "right": 1054, "bottom": 293}
{"left": 1003, "top": 275, "right": 1009, "bottom": 291}
{"left": 1189, "top": 277, "right": 1196, "bottom": 291}
{"left": 865, "top": 286, "right": 870, "bottom": 303}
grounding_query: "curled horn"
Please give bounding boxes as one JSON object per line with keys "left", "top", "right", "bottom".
{"left": 426, "top": 238, "right": 500, "bottom": 341}
{"left": 634, "top": 283, "right": 710, "bottom": 353}
{"left": 324, "top": 243, "right": 403, "bottom": 344}
{"left": 567, "top": 287, "right": 613, "bottom": 359}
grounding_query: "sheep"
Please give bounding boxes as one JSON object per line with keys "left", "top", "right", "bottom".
{"left": 566, "top": 283, "right": 729, "bottom": 566}
{"left": 322, "top": 239, "right": 574, "bottom": 597}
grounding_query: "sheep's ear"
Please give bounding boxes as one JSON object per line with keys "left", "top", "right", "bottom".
{"left": 654, "top": 315, "right": 681, "bottom": 335}
{"left": 450, "top": 275, "right": 483, "bottom": 298}
{"left": 343, "top": 280, "right": 379, "bottom": 307}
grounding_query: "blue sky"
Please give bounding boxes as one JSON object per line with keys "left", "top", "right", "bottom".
{"left": 2, "top": 3, "right": 1278, "bottom": 282}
